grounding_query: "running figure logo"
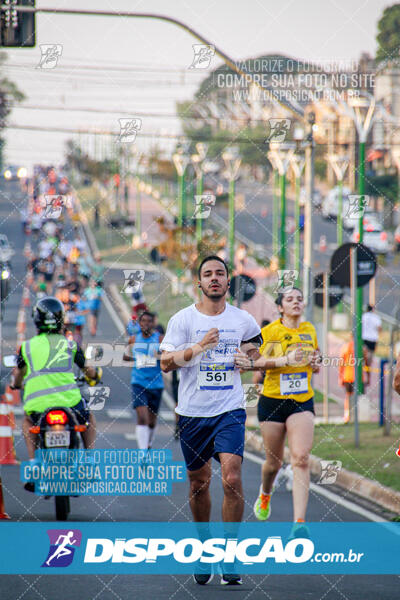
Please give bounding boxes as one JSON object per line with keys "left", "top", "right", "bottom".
{"left": 318, "top": 460, "right": 342, "bottom": 485}
{"left": 189, "top": 44, "right": 215, "bottom": 69}
{"left": 117, "top": 118, "right": 142, "bottom": 143}
{"left": 121, "top": 269, "right": 145, "bottom": 294}
{"left": 193, "top": 194, "right": 216, "bottom": 219}
{"left": 267, "top": 119, "right": 291, "bottom": 142}
{"left": 37, "top": 44, "right": 63, "bottom": 69}
{"left": 87, "top": 386, "right": 110, "bottom": 410}
{"left": 42, "top": 529, "right": 82, "bottom": 568}
{"left": 274, "top": 270, "right": 298, "bottom": 293}
{"left": 346, "top": 195, "right": 370, "bottom": 220}
{"left": 43, "top": 195, "right": 66, "bottom": 220}
{"left": 243, "top": 384, "right": 262, "bottom": 407}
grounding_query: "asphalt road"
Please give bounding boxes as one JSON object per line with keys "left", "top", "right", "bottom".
{"left": 0, "top": 181, "right": 398, "bottom": 599}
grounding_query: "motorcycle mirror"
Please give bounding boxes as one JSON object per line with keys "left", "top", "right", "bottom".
{"left": 3, "top": 355, "right": 17, "bottom": 367}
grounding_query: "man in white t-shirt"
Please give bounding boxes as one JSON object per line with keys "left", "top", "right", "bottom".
{"left": 160, "top": 256, "right": 262, "bottom": 586}
{"left": 362, "top": 304, "right": 382, "bottom": 385}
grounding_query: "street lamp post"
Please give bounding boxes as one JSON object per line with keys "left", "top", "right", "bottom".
{"left": 289, "top": 153, "right": 305, "bottom": 281}
{"left": 268, "top": 142, "right": 295, "bottom": 271}
{"left": 344, "top": 94, "right": 377, "bottom": 408}
{"left": 173, "top": 148, "right": 190, "bottom": 281}
{"left": 272, "top": 170, "right": 279, "bottom": 258}
{"left": 191, "top": 142, "right": 208, "bottom": 250}
{"left": 222, "top": 147, "right": 242, "bottom": 274}
{"left": 172, "top": 149, "right": 189, "bottom": 230}
{"left": 326, "top": 153, "right": 349, "bottom": 314}
{"left": 326, "top": 154, "right": 349, "bottom": 247}
{"left": 303, "top": 112, "right": 316, "bottom": 322}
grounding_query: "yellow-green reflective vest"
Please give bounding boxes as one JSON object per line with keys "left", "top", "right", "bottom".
{"left": 21, "top": 333, "right": 81, "bottom": 414}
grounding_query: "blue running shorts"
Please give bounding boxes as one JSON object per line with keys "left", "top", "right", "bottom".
{"left": 178, "top": 408, "right": 246, "bottom": 471}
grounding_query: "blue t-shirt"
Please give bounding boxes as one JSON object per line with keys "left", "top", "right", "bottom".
{"left": 74, "top": 299, "right": 88, "bottom": 326}
{"left": 130, "top": 330, "right": 164, "bottom": 390}
{"left": 127, "top": 320, "right": 140, "bottom": 336}
{"left": 84, "top": 286, "right": 103, "bottom": 310}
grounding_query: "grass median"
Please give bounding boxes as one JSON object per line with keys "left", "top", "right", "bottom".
{"left": 312, "top": 422, "right": 400, "bottom": 492}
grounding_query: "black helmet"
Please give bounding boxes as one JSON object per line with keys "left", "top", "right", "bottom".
{"left": 32, "top": 296, "right": 64, "bottom": 333}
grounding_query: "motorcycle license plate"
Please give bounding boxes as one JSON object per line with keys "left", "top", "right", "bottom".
{"left": 45, "top": 431, "right": 70, "bottom": 447}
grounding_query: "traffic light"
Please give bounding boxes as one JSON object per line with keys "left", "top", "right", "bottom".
{"left": 1, "top": 1, "right": 35, "bottom": 47}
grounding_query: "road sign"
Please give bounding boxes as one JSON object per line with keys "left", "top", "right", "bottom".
{"left": 229, "top": 274, "right": 256, "bottom": 303}
{"left": 330, "top": 243, "right": 376, "bottom": 288}
{"left": 314, "top": 273, "right": 344, "bottom": 308}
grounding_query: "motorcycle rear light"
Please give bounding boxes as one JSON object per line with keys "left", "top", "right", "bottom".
{"left": 74, "top": 424, "right": 87, "bottom": 432}
{"left": 29, "top": 425, "right": 40, "bottom": 434}
{"left": 380, "top": 232, "right": 387, "bottom": 241}
{"left": 46, "top": 410, "right": 68, "bottom": 425}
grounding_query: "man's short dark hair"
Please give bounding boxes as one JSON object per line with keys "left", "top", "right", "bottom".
{"left": 198, "top": 255, "right": 229, "bottom": 279}
{"left": 138, "top": 310, "right": 155, "bottom": 321}
{"left": 367, "top": 304, "right": 373, "bottom": 312}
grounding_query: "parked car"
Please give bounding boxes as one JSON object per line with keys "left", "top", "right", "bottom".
{"left": 321, "top": 186, "right": 351, "bottom": 219}
{"left": 350, "top": 223, "right": 390, "bottom": 255}
{"left": 343, "top": 210, "right": 381, "bottom": 232}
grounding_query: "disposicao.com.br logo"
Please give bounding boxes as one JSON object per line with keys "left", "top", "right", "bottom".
{"left": 84, "top": 536, "right": 314, "bottom": 565}
{"left": 42, "top": 529, "right": 82, "bottom": 568}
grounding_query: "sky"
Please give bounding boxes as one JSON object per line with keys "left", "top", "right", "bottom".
{"left": 2, "top": 0, "right": 394, "bottom": 169}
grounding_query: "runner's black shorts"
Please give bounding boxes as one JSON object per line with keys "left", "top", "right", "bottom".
{"left": 363, "top": 339, "right": 376, "bottom": 351}
{"left": 257, "top": 395, "right": 314, "bottom": 423}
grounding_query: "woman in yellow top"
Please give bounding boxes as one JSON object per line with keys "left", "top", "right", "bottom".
{"left": 234, "top": 287, "right": 321, "bottom": 532}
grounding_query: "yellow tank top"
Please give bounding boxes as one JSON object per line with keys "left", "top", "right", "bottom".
{"left": 260, "top": 319, "right": 318, "bottom": 402}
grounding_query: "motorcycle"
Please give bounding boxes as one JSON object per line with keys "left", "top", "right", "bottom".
{"left": 29, "top": 402, "right": 88, "bottom": 520}
{"left": 4, "top": 355, "right": 102, "bottom": 521}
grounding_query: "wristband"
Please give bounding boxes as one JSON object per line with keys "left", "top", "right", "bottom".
{"left": 275, "top": 355, "right": 288, "bottom": 368}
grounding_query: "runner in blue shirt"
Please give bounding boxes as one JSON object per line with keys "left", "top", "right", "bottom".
{"left": 83, "top": 278, "right": 104, "bottom": 336}
{"left": 123, "top": 311, "right": 164, "bottom": 450}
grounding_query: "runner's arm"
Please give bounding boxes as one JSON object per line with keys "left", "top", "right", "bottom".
{"left": 234, "top": 348, "right": 303, "bottom": 370}
{"left": 240, "top": 333, "right": 263, "bottom": 360}
{"left": 123, "top": 339, "right": 135, "bottom": 362}
{"left": 10, "top": 349, "right": 27, "bottom": 388}
{"left": 75, "top": 344, "right": 98, "bottom": 380}
{"left": 161, "top": 328, "right": 219, "bottom": 372}
{"left": 161, "top": 343, "right": 205, "bottom": 373}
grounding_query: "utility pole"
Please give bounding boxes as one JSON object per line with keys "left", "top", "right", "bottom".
{"left": 303, "top": 112, "right": 315, "bottom": 322}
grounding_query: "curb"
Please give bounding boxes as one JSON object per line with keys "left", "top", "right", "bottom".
{"left": 245, "top": 429, "right": 400, "bottom": 515}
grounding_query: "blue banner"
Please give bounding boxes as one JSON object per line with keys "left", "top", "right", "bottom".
{"left": 20, "top": 449, "right": 186, "bottom": 496}
{"left": 0, "top": 523, "right": 399, "bottom": 574}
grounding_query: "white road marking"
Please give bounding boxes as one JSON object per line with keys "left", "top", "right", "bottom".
{"left": 103, "top": 291, "right": 125, "bottom": 335}
{"left": 243, "top": 450, "right": 386, "bottom": 523}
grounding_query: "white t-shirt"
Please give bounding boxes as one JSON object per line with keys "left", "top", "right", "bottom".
{"left": 160, "top": 303, "right": 261, "bottom": 417}
{"left": 362, "top": 312, "right": 382, "bottom": 342}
